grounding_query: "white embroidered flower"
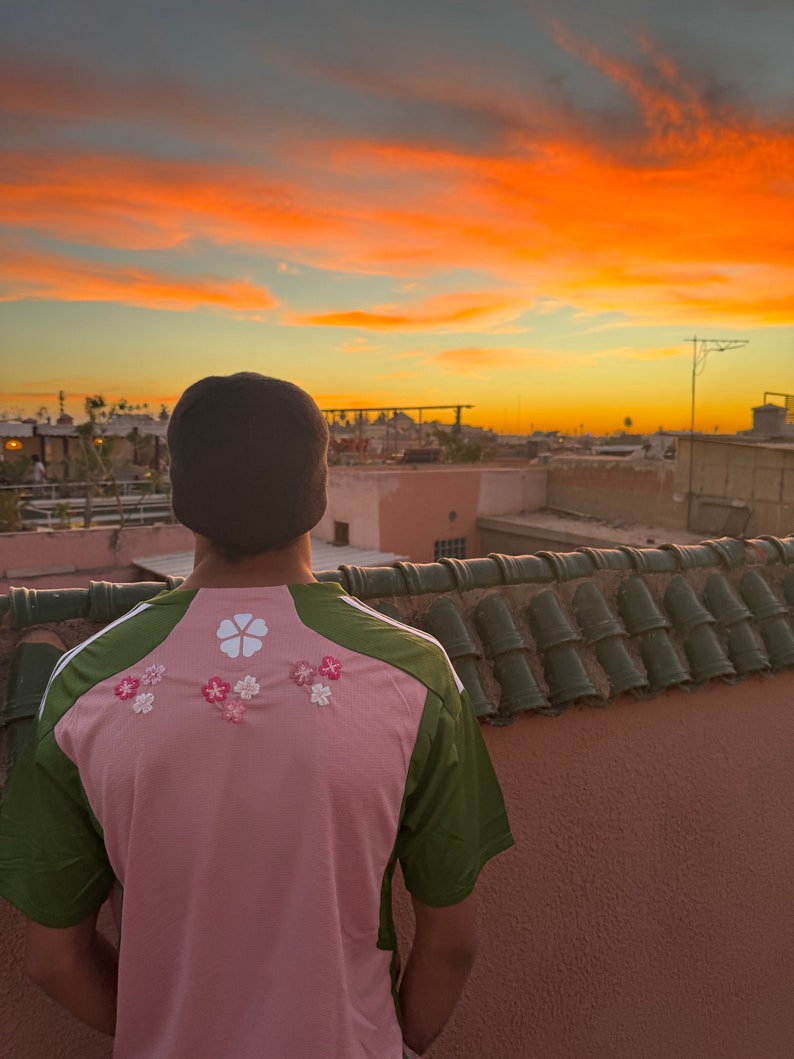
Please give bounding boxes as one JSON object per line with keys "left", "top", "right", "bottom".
{"left": 132, "top": 692, "right": 155, "bottom": 714}
{"left": 141, "top": 663, "right": 166, "bottom": 686}
{"left": 216, "top": 613, "right": 269, "bottom": 659}
{"left": 309, "top": 682, "right": 332, "bottom": 706}
{"left": 234, "top": 675, "right": 260, "bottom": 700}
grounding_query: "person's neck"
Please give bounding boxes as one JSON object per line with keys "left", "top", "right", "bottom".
{"left": 178, "top": 534, "right": 316, "bottom": 589}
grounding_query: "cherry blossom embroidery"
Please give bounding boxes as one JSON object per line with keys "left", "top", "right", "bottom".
{"left": 309, "top": 682, "right": 332, "bottom": 707}
{"left": 220, "top": 700, "right": 246, "bottom": 724}
{"left": 290, "top": 661, "right": 316, "bottom": 686}
{"left": 132, "top": 692, "right": 154, "bottom": 714}
{"left": 318, "top": 656, "right": 342, "bottom": 681}
{"left": 234, "top": 675, "right": 260, "bottom": 700}
{"left": 114, "top": 676, "right": 140, "bottom": 700}
{"left": 216, "top": 613, "right": 269, "bottom": 659}
{"left": 141, "top": 663, "right": 166, "bottom": 686}
{"left": 202, "top": 676, "right": 230, "bottom": 704}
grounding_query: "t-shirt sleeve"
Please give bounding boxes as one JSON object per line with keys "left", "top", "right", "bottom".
{"left": 395, "top": 684, "right": 514, "bottom": 907}
{"left": 0, "top": 719, "right": 114, "bottom": 928}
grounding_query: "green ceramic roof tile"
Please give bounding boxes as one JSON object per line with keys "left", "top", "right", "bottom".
{"left": 723, "top": 623, "right": 770, "bottom": 678}
{"left": 702, "top": 574, "right": 752, "bottom": 627}
{"left": 756, "top": 619, "right": 794, "bottom": 671}
{"left": 527, "top": 590, "right": 582, "bottom": 650}
{"left": 3, "top": 534, "right": 794, "bottom": 728}
{"left": 88, "top": 581, "right": 177, "bottom": 623}
{"left": 739, "top": 570, "right": 788, "bottom": 621}
{"left": 658, "top": 542, "right": 721, "bottom": 569}
{"left": 423, "top": 598, "right": 495, "bottom": 719}
{"left": 679, "top": 625, "right": 735, "bottom": 684}
{"left": 3, "top": 641, "right": 63, "bottom": 779}
{"left": 474, "top": 594, "right": 526, "bottom": 658}
{"left": 575, "top": 547, "right": 635, "bottom": 571}
{"left": 634, "top": 628, "right": 691, "bottom": 693}
{"left": 702, "top": 573, "right": 769, "bottom": 677}
{"left": 702, "top": 537, "right": 748, "bottom": 569}
{"left": 473, "top": 594, "right": 549, "bottom": 717}
{"left": 592, "top": 638, "right": 648, "bottom": 699}
{"left": 663, "top": 576, "right": 716, "bottom": 635}
{"left": 783, "top": 570, "right": 794, "bottom": 609}
{"left": 487, "top": 552, "right": 556, "bottom": 585}
{"left": 541, "top": 644, "right": 601, "bottom": 710}
{"left": 617, "top": 577, "right": 670, "bottom": 635}
{"left": 535, "top": 550, "right": 595, "bottom": 582}
{"left": 9, "top": 585, "right": 91, "bottom": 628}
{"left": 757, "top": 535, "right": 794, "bottom": 564}
{"left": 491, "top": 652, "right": 550, "bottom": 718}
{"left": 619, "top": 546, "right": 678, "bottom": 574}
{"left": 439, "top": 556, "right": 504, "bottom": 592}
{"left": 573, "top": 582, "right": 625, "bottom": 642}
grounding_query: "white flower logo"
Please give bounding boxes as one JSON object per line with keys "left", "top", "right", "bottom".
{"left": 234, "top": 675, "right": 260, "bottom": 700}
{"left": 216, "top": 613, "right": 268, "bottom": 659}
{"left": 133, "top": 692, "right": 155, "bottom": 714}
{"left": 309, "top": 682, "right": 332, "bottom": 707}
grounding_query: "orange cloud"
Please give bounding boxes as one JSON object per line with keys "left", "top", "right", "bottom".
{"left": 0, "top": 245, "right": 277, "bottom": 313}
{"left": 431, "top": 346, "right": 535, "bottom": 374}
{"left": 2, "top": 35, "right": 793, "bottom": 327}
{"left": 296, "top": 292, "right": 528, "bottom": 332}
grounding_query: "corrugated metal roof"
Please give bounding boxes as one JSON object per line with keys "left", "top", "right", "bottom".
{"left": 0, "top": 422, "right": 34, "bottom": 437}
{"left": 132, "top": 540, "right": 409, "bottom": 581}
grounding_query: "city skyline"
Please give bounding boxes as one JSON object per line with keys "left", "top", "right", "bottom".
{"left": 2, "top": 0, "right": 792, "bottom": 433}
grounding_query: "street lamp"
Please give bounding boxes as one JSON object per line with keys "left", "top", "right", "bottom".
{"left": 685, "top": 336, "right": 748, "bottom": 530}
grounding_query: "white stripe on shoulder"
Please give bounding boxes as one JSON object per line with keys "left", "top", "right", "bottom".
{"left": 38, "top": 602, "right": 153, "bottom": 718}
{"left": 339, "top": 595, "right": 465, "bottom": 693}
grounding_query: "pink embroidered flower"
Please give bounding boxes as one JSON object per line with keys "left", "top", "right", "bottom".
{"left": 234, "top": 675, "right": 260, "bottom": 700}
{"left": 290, "top": 661, "right": 316, "bottom": 686}
{"left": 132, "top": 692, "right": 154, "bottom": 714}
{"left": 220, "top": 700, "right": 246, "bottom": 724}
{"left": 114, "top": 676, "right": 140, "bottom": 700}
{"left": 202, "top": 677, "right": 230, "bottom": 704}
{"left": 318, "top": 656, "right": 342, "bottom": 681}
{"left": 309, "top": 682, "right": 332, "bottom": 706}
{"left": 141, "top": 663, "right": 166, "bottom": 686}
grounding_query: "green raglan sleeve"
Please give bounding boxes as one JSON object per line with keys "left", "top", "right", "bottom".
{"left": 395, "top": 684, "right": 514, "bottom": 907}
{"left": 0, "top": 713, "right": 114, "bottom": 928}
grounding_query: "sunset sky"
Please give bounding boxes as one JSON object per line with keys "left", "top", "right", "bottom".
{"left": 2, "top": 0, "right": 792, "bottom": 434}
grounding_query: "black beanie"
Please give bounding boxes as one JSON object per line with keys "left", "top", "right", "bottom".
{"left": 167, "top": 373, "right": 329, "bottom": 551}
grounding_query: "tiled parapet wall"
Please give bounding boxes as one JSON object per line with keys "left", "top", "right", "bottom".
{"left": 1, "top": 536, "right": 793, "bottom": 727}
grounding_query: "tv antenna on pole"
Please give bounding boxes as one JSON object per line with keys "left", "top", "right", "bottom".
{"left": 685, "top": 336, "right": 749, "bottom": 529}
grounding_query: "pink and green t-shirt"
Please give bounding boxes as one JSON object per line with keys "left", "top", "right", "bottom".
{"left": 0, "top": 581, "right": 513, "bottom": 1058}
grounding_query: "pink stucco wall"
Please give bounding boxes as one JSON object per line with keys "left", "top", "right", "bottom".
{"left": 316, "top": 465, "right": 547, "bottom": 562}
{"left": 3, "top": 671, "right": 794, "bottom": 1057}
{"left": 0, "top": 524, "right": 194, "bottom": 591}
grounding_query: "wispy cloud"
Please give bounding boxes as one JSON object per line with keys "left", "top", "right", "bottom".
{"left": 296, "top": 292, "right": 528, "bottom": 332}
{"left": 1, "top": 30, "right": 792, "bottom": 327}
{"left": 0, "top": 244, "right": 277, "bottom": 313}
{"left": 431, "top": 346, "right": 541, "bottom": 376}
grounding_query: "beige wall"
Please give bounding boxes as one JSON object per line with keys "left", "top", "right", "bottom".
{"left": 547, "top": 457, "right": 685, "bottom": 529}
{"left": 316, "top": 465, "right": 547, "bottom": 562}
{"left": 4, "top": 672, "right": 794, "bottom": 1057}
{"left": 676, "top": 437, "right": 794, "bottom": 537}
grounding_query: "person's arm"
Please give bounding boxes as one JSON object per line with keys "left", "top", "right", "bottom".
{"left": 24, "top": 908, "right": 118, "bottom": 1035}
{"left": 399, "top": 891, "right": 478, "bottom": 1056}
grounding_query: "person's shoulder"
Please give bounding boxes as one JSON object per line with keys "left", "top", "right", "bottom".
{"left": 39, "top": 594, "right": 190, "bottom": 727}
{"left": 297, "top": 584, "right": 465, "bottom": 707}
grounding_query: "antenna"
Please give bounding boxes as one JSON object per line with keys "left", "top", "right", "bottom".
{"left": 685, "top": 335, "right": 749, "bottom": 530}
